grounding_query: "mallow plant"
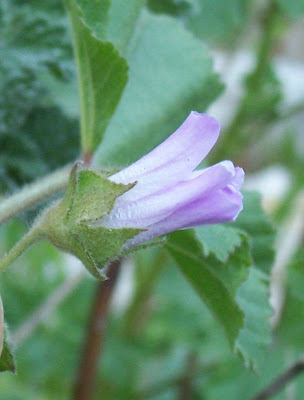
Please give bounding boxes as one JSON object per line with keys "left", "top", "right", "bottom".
{"left": 0, "top": 0, "right": 279, "bottom": 397}
{"left": 0, "top": 112, "right": 244, "bottom": 278}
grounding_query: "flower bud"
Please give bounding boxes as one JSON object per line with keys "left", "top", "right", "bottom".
{"left": 40, "top": 112, "right": 244, "bottom": 278}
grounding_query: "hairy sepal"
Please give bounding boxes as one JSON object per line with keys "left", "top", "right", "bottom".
{"left": 40, "top": 162, "right": 143, "bottom": 278}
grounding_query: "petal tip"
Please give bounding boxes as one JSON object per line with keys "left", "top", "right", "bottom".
{"left": 190, "top": 111, "right": 221, "bottom": 135}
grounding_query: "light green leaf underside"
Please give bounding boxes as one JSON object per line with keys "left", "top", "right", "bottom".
{"left": 96, "top": 9, "right": 223, "bottom": 166}
{"left": 107, "top": 0, "right": 144, "bottom": 54}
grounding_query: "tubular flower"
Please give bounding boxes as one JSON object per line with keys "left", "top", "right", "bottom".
{"left": 100, "top": 111, "right": 244, "bottom": 248}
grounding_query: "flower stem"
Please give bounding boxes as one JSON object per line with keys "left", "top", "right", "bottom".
{"left": 72, "top": 259, "right": 122, "bottom": 400}
{"left": 0, "top": 166, "right": 70, "bottom": 227}
{"left": 0, "top": 227, "right": 42, "bottom": 273}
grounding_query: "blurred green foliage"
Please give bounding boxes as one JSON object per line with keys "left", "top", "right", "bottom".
{"left": 0, "top": 0, "right": 304, "bottom": 399}
{"left": 0, "top": 0, "right": 78, "bottom": 191}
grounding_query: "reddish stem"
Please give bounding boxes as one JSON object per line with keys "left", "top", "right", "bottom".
{"left": 82, "top": 152, "right": 93, "bottom": 165}
{"left": 72, "top": 259, "right": 121, "bottom": 400}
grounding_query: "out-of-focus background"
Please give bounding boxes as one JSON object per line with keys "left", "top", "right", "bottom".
{"left": 0, "top": 0, "right": 304, "bottom": 399}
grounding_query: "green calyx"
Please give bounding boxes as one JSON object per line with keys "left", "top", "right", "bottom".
{"left": 39, "top": 162, "right": 143, "bottom": 279}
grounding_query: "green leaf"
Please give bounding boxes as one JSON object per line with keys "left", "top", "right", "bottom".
{"left": 235, "top": 267, "right": 272, "bottom": 370}
{"left": 107, "top": 0, "right": 144, "bottom": 54}
{"left": 96, "top": 9, "right": 223, "bottom": 166}
{"left": 66, "top": 0, "right": 128, "bottom": 154}
{"left": 233, "top": 191, "right": 275, "bottom": 274}
{"left": 196, "top": 226, "right": 251, "bottom": 295}
{"left": 166, "top": 229, "right": 251, "bottom": 346}
{"left": 167, "top": 226, "right": 272, "bottom": 369}
{"left": 196, "top": 225, "right": 244, "bottom": 263}
{"left": 74, "top": 0, "right": 110, "bottom": 39}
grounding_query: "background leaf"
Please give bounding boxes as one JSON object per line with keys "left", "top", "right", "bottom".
{"left": 96, "top": 10, "right": 223, "bottom": 166}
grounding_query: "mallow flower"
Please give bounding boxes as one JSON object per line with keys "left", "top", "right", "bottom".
{"left": 101, "top": 111, "right": 244, "bottom": 248}
{"left": 39, "top": 111, "right": 244, "bottom": 278}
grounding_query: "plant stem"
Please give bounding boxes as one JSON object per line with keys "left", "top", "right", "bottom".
{"left": 0, "top": 166, "right": 70, "bottom": 227}
{"left": 251, "top": 357, "right": 304, "bottom": 400}
{"left": 72, "top": 259, "right": 122, "bottom": 400}
{"left": 178, "top": 353, "right": 198, "bottom": 400}
{"left": 0, "top": 227, "right": 42, "bottom": 273}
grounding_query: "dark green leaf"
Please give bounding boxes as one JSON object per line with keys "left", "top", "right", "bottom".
{"left": 66, "top": 0, "right": 128, "bottom": 154}
{"left": 0, "top": 107, "right": 79, "bottom": 192}
{"left": 166, "top": 229, "right": 250, "bottom": 346}
{"left": 0, "top": 325, "right": 15, "bottom": 374}
{"left": 0, "top": 1, "right": 76, "bottom": 191}
{"left": 167, "top": 226, "right": 272, "bottom": 369}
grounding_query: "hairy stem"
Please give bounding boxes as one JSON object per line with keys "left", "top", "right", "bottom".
{"left": 251, "top": 357, "right": 304, "bottom": 400}
{"left": 72, "top": 259, "right": 122, "bottom": 400}
{"left": 0, "top": 166, "right": 70, "bottom": 226}
{"left": 0, "top": 227, "right": 42, "bottom": 273}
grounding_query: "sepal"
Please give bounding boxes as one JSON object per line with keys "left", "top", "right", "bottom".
{"left": 39, "top": 163, "right": 143, "bottom": 278}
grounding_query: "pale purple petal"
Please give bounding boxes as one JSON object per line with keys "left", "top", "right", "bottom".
{"left": 101, "top": 161, "right": 236, "bottom": 229}
{"left": 110, "top": 112, "right": 220, "bottom": 194}
{"left": 232, "top": 167, "right": 245, "bottom": 190}
{"left": 98, "top": 111, "right": 244, "bottom": 248}
{"left": 124, "top": 186, "right": 243, "bottom": 248}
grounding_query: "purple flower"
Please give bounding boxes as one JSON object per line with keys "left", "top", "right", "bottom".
{"left": 100, "top": 111, "right": 244, "bottom": 248}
